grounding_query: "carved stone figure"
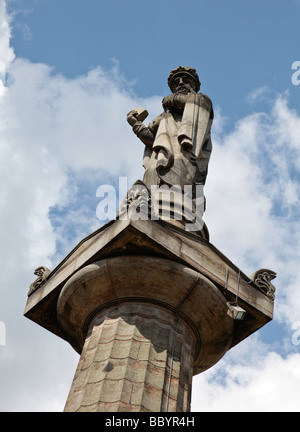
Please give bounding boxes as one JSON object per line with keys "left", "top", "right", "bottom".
{"left": 127, "top": 66, "right": 214, "bottom": 208}
{"left": 28, "top": 266, "right": 51, "bottom": 296}
{"left": 250, "top": 269, "right": 276, "bottom": 300}
{"left": 118, "top": 180, "right": 152, "bottom": 221}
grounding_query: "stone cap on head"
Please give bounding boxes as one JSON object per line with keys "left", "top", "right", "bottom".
{"left": 168, "top": 66, "right": 201, "bottom": 93}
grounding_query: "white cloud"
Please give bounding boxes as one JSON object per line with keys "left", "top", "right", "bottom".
{"left": 0, "top": 1, "right": 162, "bottom": 411}
{"left": 0, "top": 0, "right": 14, "bottom": 80}
{"left": 192, "top": 345, "right": 300, "bottom": 411}
{"left": 205, "top": 96, "right": 300, "bottom": 323}
{"left": 0, "top": 0, "right": 14, "bottom": 99}
{"left": 246, "top": 86, "right": 270, "bottom": 103}
{"left": 5, "top": 58, "right": 144, "bottom": 175}
{"left": 190, "top": 95, "right": 300, "bottom": 412}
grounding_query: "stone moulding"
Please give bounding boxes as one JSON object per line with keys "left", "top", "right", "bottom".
{"left": 57, "top": 256, "right": 234, "bottom": 375}
{"left": 24, "top": 217, "right": 275, "bottom": 364}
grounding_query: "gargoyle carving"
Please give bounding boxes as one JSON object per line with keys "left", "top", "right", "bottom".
{"left": 28, "top": 266, "right": 51, "bottom": 296}
{"left": 250, "top": 268, "right": 276, "bottom": 300}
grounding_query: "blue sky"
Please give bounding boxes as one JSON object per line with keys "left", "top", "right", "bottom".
{"left": 8, "top": 0, "right": 300, "bottom": 119}
{"left": 1, "top": 0, "right": 300, "bottom": 411}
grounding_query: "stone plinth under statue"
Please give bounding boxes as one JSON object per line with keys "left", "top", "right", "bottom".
{"left": 24, "top": 216, "right": 275, "bottom": 412}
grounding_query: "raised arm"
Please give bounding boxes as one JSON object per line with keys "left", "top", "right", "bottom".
{"left": 127, "top": 109, "right": 161, "bottom": 149}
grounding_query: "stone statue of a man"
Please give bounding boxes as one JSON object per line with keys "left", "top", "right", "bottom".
{"left": 127, "top": 66, "right": 214, "bottom": 205}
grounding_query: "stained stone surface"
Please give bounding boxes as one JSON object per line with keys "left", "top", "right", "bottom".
{"left": 24, "top": 66, "right": 276, "bottom": 413}
{"left": 24, "top": 218, "right": 275, "bottom": 412}
{"left": 57, "top": 255, "right": 234, "bottom": 375}
{"left": 25, "top": 218, "right": 275, "bottom": 351}
{"left": 64, "top": 303, "right": 195, "bottom": 412}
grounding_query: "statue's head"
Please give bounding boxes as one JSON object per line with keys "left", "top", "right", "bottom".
{"left": 168, "top": 66, "right": 201, "bottom": 94}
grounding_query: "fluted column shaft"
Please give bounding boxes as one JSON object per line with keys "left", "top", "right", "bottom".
{"left": 64, "top": 303, "right": 195, "bottom": 412}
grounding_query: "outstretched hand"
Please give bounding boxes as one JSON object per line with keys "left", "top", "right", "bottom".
{"left": 127, "top": 109, "right": 139, "bottom": 126}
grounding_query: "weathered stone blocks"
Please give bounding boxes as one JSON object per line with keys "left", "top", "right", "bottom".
{"left": 64, "top": 303, "right": 195, "bottom": 412}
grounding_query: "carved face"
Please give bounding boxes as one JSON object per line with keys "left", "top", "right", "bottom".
{"left": 172, "top": 74, "right": 197, "bottom": 94}
{"left": 35, "top": 270, "right": 44, "bottom": 278}
{"left": 34, "top": 267, "right": 45, "bottom": 278}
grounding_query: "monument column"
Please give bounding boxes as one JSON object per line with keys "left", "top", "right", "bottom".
{"left": 24, "top": 66, "right": 276, "bottom": 413}
{"left": 56, "top": 255, "right": 234, "bottom": 412}
{"left": 63, "top": 303, "right": 195, "bottom": 412}
{"left": 24, "top": 218, "right": 276, "bottom": 412}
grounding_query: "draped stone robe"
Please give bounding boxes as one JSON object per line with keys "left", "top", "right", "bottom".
{"left": 133, "top": 92, "right": 214, "bottom": 204}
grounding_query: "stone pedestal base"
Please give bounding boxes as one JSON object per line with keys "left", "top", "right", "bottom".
{"left": 64, "top": 303, "right": 195, "bottom": 412}
{"left": 24, "top": 218, "right": 275, "bottom": 412}
{"left": 57, "top": 255, "right": 234, "bottom": 412}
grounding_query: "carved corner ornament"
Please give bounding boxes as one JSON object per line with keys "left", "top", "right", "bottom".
{"left": 28, "top": 266, "right": 51, "bottom": 296}
{"left": 250, "top": 268, "right": 277, "bottom": 300}
{"left": 117, "top": 181, "right": 152, "bottom": 221}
